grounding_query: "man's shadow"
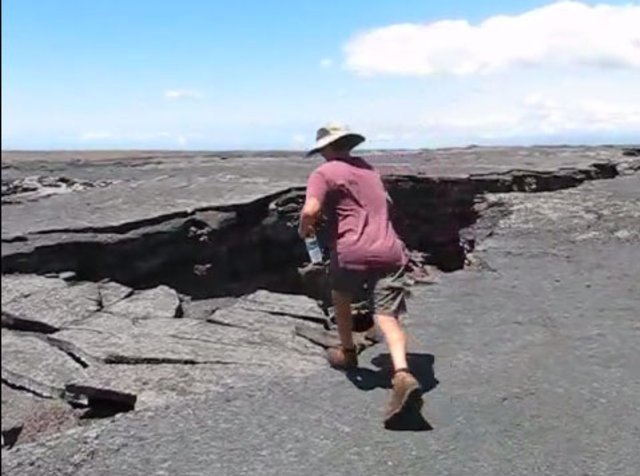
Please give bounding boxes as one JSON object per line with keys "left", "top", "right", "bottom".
{"left": 346, "top": 353, "right": 438, "bottom": 431}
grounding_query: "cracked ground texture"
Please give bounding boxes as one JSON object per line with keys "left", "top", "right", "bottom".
{"left": 1, "top": 150, "right": 638, "bottom": 475}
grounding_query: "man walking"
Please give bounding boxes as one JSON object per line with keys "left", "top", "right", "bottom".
{"left": 299, "top": 124, "right": 423, "bottom": 427}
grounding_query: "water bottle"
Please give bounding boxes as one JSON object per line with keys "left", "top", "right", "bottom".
{"left": 304, "top": 234, "right": 323, "bottom": 264}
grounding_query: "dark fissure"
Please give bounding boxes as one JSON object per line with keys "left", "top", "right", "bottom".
{"left": 1, "top": 163, "right": 618, "bottom": 300}
{"left": 0, "top": 161, "right": 623, "bottom": 448}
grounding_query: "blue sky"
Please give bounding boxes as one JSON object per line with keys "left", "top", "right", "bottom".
{"left": 2, "top": 0, "right": 639, "bottom": 150}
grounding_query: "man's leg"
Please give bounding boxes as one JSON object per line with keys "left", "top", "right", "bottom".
{"left": 327, "top": 281, "right": 358, "bottom": 370}
{"left": 372, "top": 267, "right": 412, "bottom": 372}
{"left": 372, "top": 268, "right": 423, "bottom": 427}
{"left": 325, "top": 272, "right": 358, "bottom": 370}
{"left": 332, "top": 290, "right": 355, "bottom": 351}
{"left": 377, "top": 312, "right": 422, "bottom": 426}
{"left": 375, "top": 313, "right": 408, "bottom": 372}
{"left": 327, "top": 266, "right": 361, "bottom": 370}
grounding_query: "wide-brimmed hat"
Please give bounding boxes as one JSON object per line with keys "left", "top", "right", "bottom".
{"left": 305, "top": 123, "right": 365, "bottom": 157}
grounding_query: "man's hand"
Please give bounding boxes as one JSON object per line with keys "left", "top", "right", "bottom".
{"left": 299, "top": 196, "right": 322, "bottom": 238}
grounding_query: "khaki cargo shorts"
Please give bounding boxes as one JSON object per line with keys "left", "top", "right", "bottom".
{"left": 330, "top": 265, "right": 412, "bottom": 317}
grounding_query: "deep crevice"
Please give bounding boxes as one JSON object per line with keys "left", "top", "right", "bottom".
{"left": 1, "top": 163, "right": 621, "bottom": 302}
{"left": 0, "top": 159, "right": 631, "bottom": 449}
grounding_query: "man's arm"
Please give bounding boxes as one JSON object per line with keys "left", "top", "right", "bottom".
{"left": 299, "top": 197, "right": 322, "bottom": 238}
{"left": 385, "top": 188, "right": 396, "bottom": 220}
{"left": 299, "top": 170, "right": 328, "bottom": 238}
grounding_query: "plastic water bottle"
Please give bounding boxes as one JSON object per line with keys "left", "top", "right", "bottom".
{"left": 304, "top": 235, "right": 323, "bottom": 264}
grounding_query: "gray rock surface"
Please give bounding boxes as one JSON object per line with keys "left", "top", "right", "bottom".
{"left": 2, "top": 276, "right": 100, "bottom": 332}
{"left": 1, "top": 175, "right": 113, "bottom": 205}
{"left": 97, "top": 280, "right": 133, "bottom": 307}
{"left": 0, "top": 146, "right": 630, "bottom": 242}
{"left": 1, "top": 274, "right": 68, "bottom": 302}
{"left": 180, "top": 295, "right": 238, "bottom": 320}
{"left": 104, "top": 285, "right": 181, "bottom": 319}
{"left": 49, "top": 310, "right": 320, "bottom": 367}
{"left": 1, "top": 148, "right": 639, "bottom": 474}
{"left": 1, "top": 384, "right": 77, "bottom": 448}
{"left": 227, "top": 290, "right": 327, "bottom": 325}
{"left": 3, "top": 147, "right": 634, "bottom": 299}
{"left": 66, "top": 362, "right": 271, "bottom": 409}
{"left": 1, "top": 330, "right": 86, "bottom": 399}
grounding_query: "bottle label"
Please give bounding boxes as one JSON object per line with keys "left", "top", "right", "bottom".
{"left": 305, "top": 237, "right": 323, "bottom": 264}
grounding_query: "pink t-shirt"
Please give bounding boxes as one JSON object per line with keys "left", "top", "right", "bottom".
{"left": 305, "top": 157, "right": 408, "bottom": 271}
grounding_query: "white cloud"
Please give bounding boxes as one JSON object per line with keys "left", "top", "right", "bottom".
{"left": 344, "top": 1, "right": 640, "bottom": 76}
{"left": 320, "top": 58, "right": 334, "bottom": 69}
{"left": 164, "top": 89, "right": 203, "bottom": 100}
{"left": 80, "top": 131, "right": 113, "bottom": 141}
{"left": 421, "top": 94, "right": 640, "bottom": 140}
{"left": 177, "top": 135, "right": 188, "bottom": 146}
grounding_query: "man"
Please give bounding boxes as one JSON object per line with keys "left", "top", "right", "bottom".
{"left": 299, "top": 124, "right": 423, "bottom": 427}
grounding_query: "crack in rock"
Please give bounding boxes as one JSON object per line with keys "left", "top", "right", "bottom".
{"left": 3, "top": 159, "right": 629, "bottom": 298}
{"left": 2, "top": 330, "right": 86, "bottom": 400}
{"left": 1, "top": 277, "right": 100, "bottom": 333}
{"left": 1, "top": 149, "right": 637, "bottom": 449}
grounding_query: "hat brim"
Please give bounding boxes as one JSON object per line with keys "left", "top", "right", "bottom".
{"left": 305, "top": 132, "right": 365, "bottom": 157}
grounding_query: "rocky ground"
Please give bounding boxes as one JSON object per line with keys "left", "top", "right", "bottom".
{"left": 1, "top": 146, "right": 639, "bottom": 475}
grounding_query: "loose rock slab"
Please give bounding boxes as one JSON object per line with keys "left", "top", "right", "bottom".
{"left": 2, "top": 276, "right": 100, "bottom": 332}
{"left": 67, "top": 362, "right": 268, "bottom": 409}
{"left": 50, "top": 310, "right": 319, "bottom": 369}
{"left": 1, "top": 329, "right": 86, "bottom": 398}
{"left": 1, "top": 384, "right": 77, "bottom": 448}
{"left": 98, "top": 280, "right": 133, "bottom": 308}
{"left": 232, "top": 290, "right": 327, "bottom": 324}
{"left": 105, "top": 285, "right": 181, "bottom": 319}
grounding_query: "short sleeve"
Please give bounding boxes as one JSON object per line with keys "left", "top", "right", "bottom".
{"left": 306, "top": 170, "right": 330, "bottom": 203}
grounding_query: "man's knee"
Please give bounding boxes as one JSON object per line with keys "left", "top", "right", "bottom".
{"left": 331, "top": 290, "right": 352, "bottom": 310}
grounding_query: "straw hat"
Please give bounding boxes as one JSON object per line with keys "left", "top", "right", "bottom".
{"left": 305, "top": 123, "right": 365, "bottom": 157}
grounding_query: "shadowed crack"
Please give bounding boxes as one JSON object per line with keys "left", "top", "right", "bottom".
{"left": 44, "top": 336, "right": 96, "bottom": 368}
{"left": 102, "top": 356, "right": 249, "bottom": 365}
{"left": 204, "top": 316, "right": 247, "bottom": 329}
{"left": 1, "top": 153, "right": 636, "bottom": 450}
{"left": 1, "top": 311, "right": 58, "bottom": 334}
{"left": 42, "top": 337, "right": 91, "bottom": 369}
{"left": 1, "top": 376, "right": 57, "bottom": 400}
{"left": 3, "top": 162, "right": 623, "bottom": 299}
